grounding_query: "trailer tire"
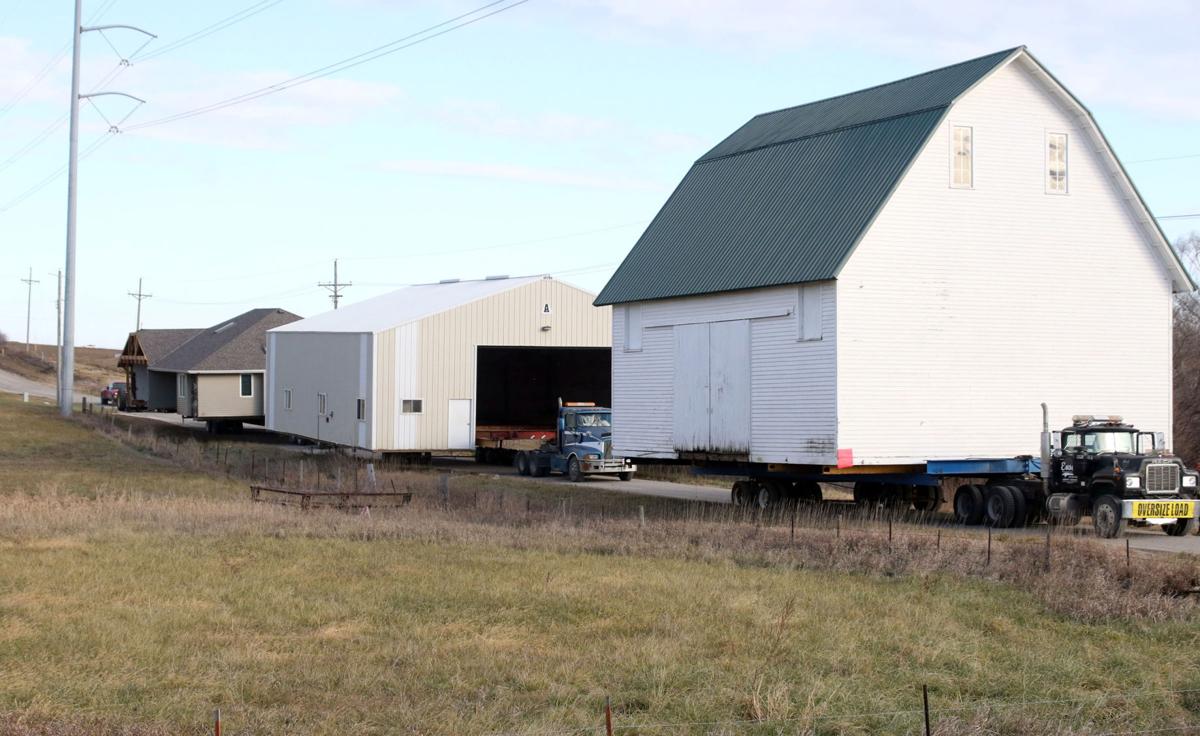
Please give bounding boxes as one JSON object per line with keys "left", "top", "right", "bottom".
{"left": 731, "top": 480, "right": 754, "bottom": 506}
{"left": 567, "top": 456, "right": 584, "bottom": 483}
{"left": 912, "top": 485, "right": 941, "bottom": 513}
{"left": 853, "top": 482, "right": 883, "bottom": 508}
{"left": 984, "top": 485, "right": 1015, "bottom": 528}
{"left": 1002, "top": 485, "right": 1028, "bottom": 528}
{"left": 753, "top": 480, "right": 784, "bottom": 510}
{"left": 1163, "top": 518, "right": 1197, "bottom": 537}
{"left": 515, "top": 452, "right": 531, "bottom": 476}
{"left": 792, "top": 480, "right": 822, "bottom": 504}
{"left": 1092, "top": 494, "right": 1126, "bottom": 539}
{"left": 953, "top": 484, "right": 985, "bottom": 525}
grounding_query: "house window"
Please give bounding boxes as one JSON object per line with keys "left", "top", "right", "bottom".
{"left": 177, "top": 374, "right": 186, "bottom": 397}
{"left": 318, "top": 393, "right": 327, "bottom": 415}
{"left": 283, "top": 389, "right": 292, "bottom": 411}
{"left": 623, "top": 304, "right": 643, "bottom": 351}
{"left": 951, "top": 125, "right": 973, "bottom": 188}
{"left": 797, "top": 284, "right": 822, "bottom": 341}
{"left": 1047, "top": 132, "right": 1068, "bottom": 194}
{"left": 239, "top": 373, "right": 253, "bottom": 397}
{"left": 402, "top": 399, "right": 423, "bottom": 414}
{"left": 357, "top": 399, "right": 366, "bottom": 421}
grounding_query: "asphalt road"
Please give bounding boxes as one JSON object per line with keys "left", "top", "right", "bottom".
{"left": 0, "top": 367, "right": 99, "bottom": 406}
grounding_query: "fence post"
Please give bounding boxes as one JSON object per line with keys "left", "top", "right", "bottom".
{"left": 986, "top": 527, "right": 992, "bottom": 566}
{"left": 438, "top": 470, "right": 450, "bottom": 508}
{"left": 1044, "top": 528, "right": 1051, "bottom": 571}
{"left": 790, "top": 504, "right": 796, "bottom": 544}
{"left": 936, "top": 528, "right": 941, "bottom": 551}
{"left": 836, "top": 514, "right": 841, "bottom": 540}
{"left": 214, "top": 708, "right": 221, "bottom": 736}
{"left": 605, "top": 696, "right": 613, "bottom": 736}
{"left": 639, "top": 505, "right": 645, "bottom": 528}
{"left": 922, "top": 685, "right": 931, "bottom": 736}
{"left": 250, "top": 451, "right": 256, "bottom": 480}
{"left": 1126, "top": 538, "right": 1131, "bottom": 576}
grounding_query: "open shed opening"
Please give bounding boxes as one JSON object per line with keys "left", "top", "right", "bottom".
{"left": 476, "top": 346, "right": 611, "bottom": 428}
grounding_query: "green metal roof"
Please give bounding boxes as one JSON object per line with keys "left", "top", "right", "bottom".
{"left": 595, "top": 48, "right": 1020, "bottom": 306}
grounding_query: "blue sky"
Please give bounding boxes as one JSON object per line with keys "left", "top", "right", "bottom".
{"left": 1, "top": 0, "right": 1197, "bottom": 347}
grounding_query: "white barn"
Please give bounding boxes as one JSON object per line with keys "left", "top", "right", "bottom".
{"left": 594, "top": 47, "right": 1194, "bottom": 468}
{"left": 267, "top": 276, "right": 611, "bottom": 454}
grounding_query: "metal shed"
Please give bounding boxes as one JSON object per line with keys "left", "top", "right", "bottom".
{"left": 266, "top": 276, "right": 612, "bottom": 455}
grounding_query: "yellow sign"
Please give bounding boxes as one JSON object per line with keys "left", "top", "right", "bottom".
{"left": 1129, "top": 501, "right": 1196, "bottom": 519}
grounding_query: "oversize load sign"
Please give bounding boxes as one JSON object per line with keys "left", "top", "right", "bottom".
{"left": 1129, "top": 501, "right": 1195, "bottom": 519}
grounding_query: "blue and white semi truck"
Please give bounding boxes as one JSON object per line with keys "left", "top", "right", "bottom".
{"left": 515, "top": 400, "right": 637, "bottom": 482}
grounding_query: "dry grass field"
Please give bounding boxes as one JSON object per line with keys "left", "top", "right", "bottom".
{"left": 2, "top": 395, "right": 1200, "bottom": 735}
{"left": 0, "top": 340, "right": 122, "bottom": 395}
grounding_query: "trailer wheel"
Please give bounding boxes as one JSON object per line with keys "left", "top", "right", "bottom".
{"left": 953, "top": 484, "right": 985, "bottom": 525}
{"left": 515, "top": 452, "right": 530, "bottom": 476}
{"left": 1092, "top": 494, "right": 1126, "bottom": 539}
{"left": 567, "top": 456, "right": 584, "bottom": 483}
{"left": 731, "top": 480, "right": 754, "bottom": 506}
{"left": 1163, "top": 518, "right": 1197, "bottom": 536}
{"left": 984, "top": 485, "right": 1015, "bottom": 528}
{"left": 752, "top": 481, "right": 784, "bottom": 510}
{"left": 853, "top": 482, "right": 883, "bottom": 507}
{"left": 792, "top": 480, "right": 822, "bottom": 504}
{"left": 912, "top": 485, "right": 941, "bottom": 514}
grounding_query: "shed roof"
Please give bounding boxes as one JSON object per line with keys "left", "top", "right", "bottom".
{"left": 270, "top": 276, "right": 550, "bottom": 334}
{"left": 594, "top": 48, "right": 1021, "bottom": 306}
{"left": 154, "top": 308, "right": 301, "bottom": 372}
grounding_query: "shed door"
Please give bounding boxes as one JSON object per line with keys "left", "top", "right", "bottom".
{"left": 672, "top": 323, "right": 709, "bottom": 451}
{"left": 709, "top": 320, "right": 750, "bottom": 452}
{"left": 447, "top": 399, "right": 473, "bottom": 450}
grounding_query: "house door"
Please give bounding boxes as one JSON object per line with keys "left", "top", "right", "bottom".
{"left": 447, "top": 399, "right": 473, "bottom": 450}
{"left": 671, "top": 320, "right": 751, "bottom": 453}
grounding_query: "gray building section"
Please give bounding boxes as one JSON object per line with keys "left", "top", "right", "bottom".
{"left": 268, "top": 331, "right": 371, "bottom": 448}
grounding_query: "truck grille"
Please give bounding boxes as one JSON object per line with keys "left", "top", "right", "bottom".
{"left": 1144, "top": 463, "right": 1180, "bottom": 494}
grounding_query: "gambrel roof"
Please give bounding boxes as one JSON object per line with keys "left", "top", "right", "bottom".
{"left": 595, "top": 47, "right": 1193, "bottom": 305}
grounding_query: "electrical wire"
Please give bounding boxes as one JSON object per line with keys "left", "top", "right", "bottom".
{"left": 1159, "top": 213, "right": 1200, "bottom": 221}
{"left": 1127, "top": 152, "right": 1200, "bottom": 165}
{"left": 131, "top": 0, "right": 286, "bottom": 62}
{"left": 124, "top": 0, "right": 530, "bottom": 132}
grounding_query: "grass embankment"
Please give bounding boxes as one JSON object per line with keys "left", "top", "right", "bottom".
{"left": 0, "top": 342, "right": 122, "bottom": 395}
{"left": 1, "top": 395, "right": 1199, "bottom": 735}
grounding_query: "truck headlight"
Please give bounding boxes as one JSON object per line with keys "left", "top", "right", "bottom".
{"left": 586, "top": 453, "right": 601, "bottom": 460}
{"left": 1125, "top": 476, "right": 1141, "bottom": 490}
{"left": 1184, "top": 475, "right": 1197, "bottom": 488}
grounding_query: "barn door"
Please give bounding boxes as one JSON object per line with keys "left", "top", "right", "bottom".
{"left": 447, "top": 399, "right": 473, "bottom": 450}
{"left": 672, "top": 323, "right": 710, "bottom": 451}
{"left": 709, "top": 320, "right": 750, "bottom": 452}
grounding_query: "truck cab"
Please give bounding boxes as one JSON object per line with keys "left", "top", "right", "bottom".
{"left": 515, "top": 401, "right": 637, "bottom": 482}
{"left": 1047, "top": 415, "right": 1198, "bottom": 537}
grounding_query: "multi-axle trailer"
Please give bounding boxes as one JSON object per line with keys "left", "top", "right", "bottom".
{"left": 705, "top": 406, "right": 1198, "bottom": 538}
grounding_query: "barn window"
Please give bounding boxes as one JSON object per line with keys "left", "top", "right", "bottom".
{"left": 357, "top": 399, "right": 366, "bottom": 421}
{"left": 1046, "top": 132, "right": 1068, "bottom": 194}
{"left": 402, "top": 399, "right": 423, "bottom": 414}
{"left": 318, "top": 393, "right": 327, "bottom": 415}
{"left": 177, "top": 374, "right": 186, "bottom": 397}
{"left": 239, "top": 373, "right": 253, "bottom": 397}
{"left": 623, "top": 304, "right": 643, "bottom": 351}
{"left": 797, "top": 284, "right": 822, "bottom": 341}
{"left": 951, "top": 125, "right": 973, "bottom": 188}
{"left": 283, "top": 389, "right": 292, "bottom": 411}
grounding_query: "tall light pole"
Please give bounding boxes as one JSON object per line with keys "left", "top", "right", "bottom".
{"left": 59, "top": 0, "right": 153, "bottom": 415}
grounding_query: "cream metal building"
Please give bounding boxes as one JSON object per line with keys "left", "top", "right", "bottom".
{"left": 266, "top": 276, "right": 612, "bottom": 454}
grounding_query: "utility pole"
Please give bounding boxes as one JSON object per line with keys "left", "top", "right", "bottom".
{"left": 128, "top": 277, "right": 151, "bottom": 330}
{"left": 318, "top": 259, "right": 352, "bottom": 310}
{"left": 60, "top": 0, "right": 154, "bottom": 416}
{"left": 20, "top": 267, "right": 39, "bottom": 352}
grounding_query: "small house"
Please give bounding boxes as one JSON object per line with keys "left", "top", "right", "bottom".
{"left": 118, "top": 328, "right": 202, "bottom": 410}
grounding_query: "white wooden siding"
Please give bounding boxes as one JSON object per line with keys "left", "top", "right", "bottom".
{"left": 613, "top": 283, "right": 837, "bottom": 463}
{"left": 836, "top": 56, "right": 1175, "bottom": 464}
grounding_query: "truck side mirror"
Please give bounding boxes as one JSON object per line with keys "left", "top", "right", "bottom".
{"left": 1050, "top": 432, "right": 1062, "bottom": 452}
{"left": 1154, "top": 432, "right": 1165, "bottom": 451}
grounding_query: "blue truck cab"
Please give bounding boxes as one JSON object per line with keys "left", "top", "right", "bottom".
{"left": 514, "top": 401, "right": 637, "bottom": 482}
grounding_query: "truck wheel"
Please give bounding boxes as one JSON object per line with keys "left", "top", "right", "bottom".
{"left": 567, "top": 456, "right": 584, "bottom": 483}
{"left": 984, "top": 485, "right": 1015, "bottom": 528}
{"left": 1001, "top": 485, "right": 1028, "bottom": 528}
{"left": 731, "top": 480, "right": 754, "bottom": 506}
{"left": 953, "top": 484, "right": 985, "bottom": 525}
{"left": 912, "top": 485, "right": 941, "bottom": 513}
{"left": 618, "top": 472, "right": 634, "bottom": 482}
{"left": 1163, "top": 518, "right": 1197, "bottom": 536}
{"left": 515, "top": 452, "right": 530, "bottom": 476}
{"left": 1092, "top": 495, "right": 1127, "bottom": 539}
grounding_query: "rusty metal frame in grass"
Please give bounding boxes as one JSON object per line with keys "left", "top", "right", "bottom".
{"left": 249, "top": 484, "right": 412, "bottom": 511}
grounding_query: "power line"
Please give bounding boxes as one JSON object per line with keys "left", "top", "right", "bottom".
{"left": 1158, "top": 213, "right": 1200, "bottom": 221}
{"left": 131, "top": 0, "right": 286, "bottom": 62}
{"left": 1127, "top": 152, "right": 1200, "bottom": 165}
{"left": 124, "top": 0, "right": 530, "bottom": 132}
